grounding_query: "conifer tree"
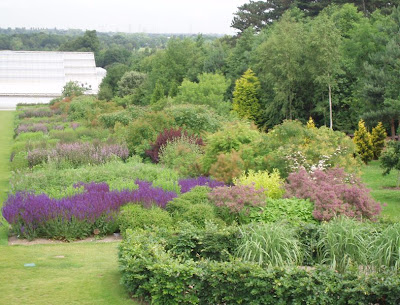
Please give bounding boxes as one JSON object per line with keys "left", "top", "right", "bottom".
{"left": 232, "top": 69, "right": 261, "bottom": 122}
{"left": 354, "top": 119, "right": 374, "bottom": 164}
{"left": 371, "top": 122, "right": 387, "bottom": 159}
{"left": 306, "top": 117, "right": 316, "bottom": 129}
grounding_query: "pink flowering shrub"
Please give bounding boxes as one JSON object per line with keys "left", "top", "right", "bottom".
{"left": 208, "top": 185, "right": 266, "bottom": 224}
{"left": 285, "top": 168, "right": 381, "bottom": 221}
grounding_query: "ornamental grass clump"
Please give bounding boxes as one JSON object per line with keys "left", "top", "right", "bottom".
{"left": 2, "top": 180, "right": 177, "bottom": 240}
{"left": 285, "top": 168, "right": 381, "bottom": 221}
{"left": 236, "top": 223, "right": 303, "bottom": 267}
{"left": 208, "top": 185, "right": 266, "bottom": 224}
{"left": 316, "top": 217, "right": 370, "bottom": 273}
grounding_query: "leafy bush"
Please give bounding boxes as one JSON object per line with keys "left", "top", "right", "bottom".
{"left": 250, "top": 198, "right": 315, "bottom": 225}
{"left": 125, "top": 120, "right": 157, "bottom": 155}
{"left": 118, "top": 204, "right": 173, "bottom": 237}
{"left": 380, "top": 140, "right": 400, "bottom": 187}
{"left": 99, "top": 111, "right": 131, "bottom": 128}
{"left": 67, "top": 95, "right": 96, "bottom": 121}
{"left": 233, "top": 169, "right": 285, "bottom": 199}
{"left": 119, "top": 227, "right": 400, "bottom": 304}
{"left": 202, "top": 121, "right": 261, "bottom": 174}
{"left": 164, "top": 104, "right": 222, "bottom": 134}
{"left": 10, "top": 151, "right": 28, "bottom": 171}
{"left": 174, "top": 72, "right": 231, "bottom": 115}
{"left": 166, "top": 222, "right": 237, "bottom": 261}
{"left": 236, "top": 223, "right": 303, "bottom": 267}
{"left": 146, "top": 128, "right": 203, "bottom": 163}
{"left": 285, "top": 168, "right": 382, "bottom": 221}
{"left": 209, "top": 150, "right": 244, "bottom": 184}
{"left": 159, "top": 136, "right": 203, "bottom": 177}
{"left": 171, "top": 204, "right": 223, "bottom": 228}
{"left": 262, "top": 120, "right": 360, "bottom": 177}
{"left": 208, "top": 185, "right": 266, "bottom": 224}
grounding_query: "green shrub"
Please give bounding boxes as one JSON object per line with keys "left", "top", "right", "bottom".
{"left": 119, "top": 227, "right": 400, "bottom": 304}
{"left": 125, "top": 120, "right": 157, "bottom": 155}
{"left": 159, "top": 136, "right": 203, "bottom": 177}
{"left": 15, "top": 131, "right": 45, "bottom": 142}
{"left": 167, "top": 186, "right": 211, "bottom": 209}
{"left": 49, "top": 129, "right": 78, "bottom": 143}
{"left": 99, "top": 111, "right": 131, "bottom": 128}
{"left": 166, "top": 222, "right": 237, "bottom": 261}
{"left": 164, "top": 104, "right": 222, "bottom": 134}
{"left": 67, "top": 95, "right": 96, "bottom": 121}
{"left": 118, "top": 204, "right": 174, "bottom": 237}
{"left": 170, "top": 203, "right": 223, "bottom": 228}
{"left": 209, "top": 151, "right": 244, "bottom": 184}
{"left": 262, "top": 120, "right": 360, "bottom": 177}
{"left": 233, "top": 169, "right": 285, "bottom": 199}
{"left": 10, "top": 151, "right": 28, "bottom": 171}
{"left": 236, "top": 223, "right": 303, "bottom": 267}
{"left": 208, "top": 185, "right": 266, "bottom": 224}
{"left": 143, "top": 112, "right": 176, "bottom": 133}
{"left": 250, "top": 198, "right": 316, "bottom": 225}
{"left": 202, "top": 121, "right": 261, "bottom": 174}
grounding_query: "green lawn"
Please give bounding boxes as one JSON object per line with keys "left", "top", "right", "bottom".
{"left": 0, "top": 243, "right": 135, "bottom": 305}
{"left": 361, "top": 160, "right": 400, "bottom": 221}
{"left": 0, "top": 111, "right": 135, "bottom": 305}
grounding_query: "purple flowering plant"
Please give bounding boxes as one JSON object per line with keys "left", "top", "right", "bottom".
{"left": 2, "top": 180, "right": 177, "bottom": 240}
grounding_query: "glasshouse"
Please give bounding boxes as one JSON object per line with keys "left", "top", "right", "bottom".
{"left": 0, "top": 51, "right": 106, "bottom": 109}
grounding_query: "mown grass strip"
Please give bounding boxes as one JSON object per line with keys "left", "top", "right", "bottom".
{"left": 0, "top": 242, "right": 135, "bottom": 305}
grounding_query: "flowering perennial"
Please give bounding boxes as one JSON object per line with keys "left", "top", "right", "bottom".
{"left": 27, "top": 142, "right": 129, "bottom": 167}
{"left": 2, "top": 180, "right": 177, "bottom": 239}
{"left": 179, "top": 176, "right": 225, "bottom": 193}
{"left": 285, "top": 168, "right": 382, "bottom": 221}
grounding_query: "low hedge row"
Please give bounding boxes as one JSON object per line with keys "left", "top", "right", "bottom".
{"left": 119, "top": 228, "right": 400, "bottom": 305}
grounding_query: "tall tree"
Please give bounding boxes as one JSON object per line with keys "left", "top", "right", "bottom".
{"left": 361, "top": 8, "right": 400, "bottom": 138}
{"left": 255, "top": 11, "right": 306, "bottom": 123}
{"left": 307, "top": 12, "right": 342, "bottom": 129}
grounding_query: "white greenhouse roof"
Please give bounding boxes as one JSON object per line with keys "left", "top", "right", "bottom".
{"left": 0, "top": 51, "right": 106, "bottom": 109}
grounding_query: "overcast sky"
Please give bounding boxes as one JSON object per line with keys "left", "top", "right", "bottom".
{"left": 0, "top": 0, "right": 249, "bottom": 34}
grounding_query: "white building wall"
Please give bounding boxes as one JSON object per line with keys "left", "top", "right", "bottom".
{"left": 0, "top": 51, "right": 106, "bottom": 109}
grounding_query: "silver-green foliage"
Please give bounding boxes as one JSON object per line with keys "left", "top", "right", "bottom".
{"left": 316, "top": 217, "right": 370, "bottom": 272}
{"left": 370, "top": 223, "right": 400, "bottom": 271}
{"left": 236, "top": 223, "right": 303, "bottom": 267}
